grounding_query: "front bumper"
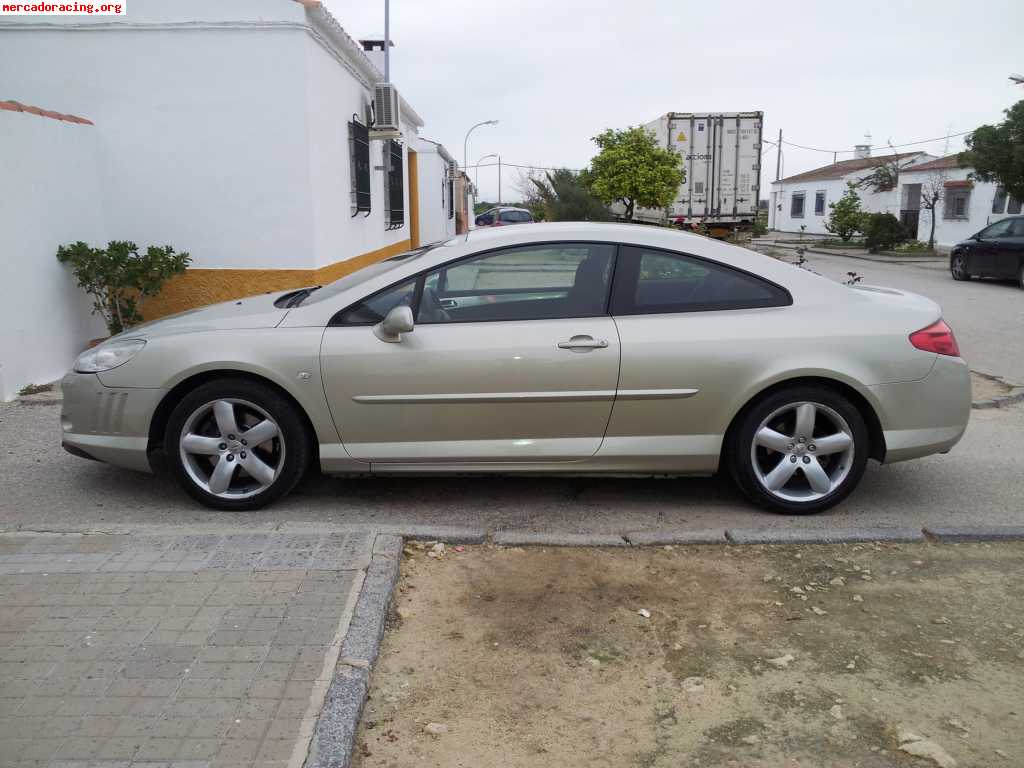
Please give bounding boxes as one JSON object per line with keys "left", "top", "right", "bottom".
{"left": 870, "top": 355, "right": 971, "bottom": 464}
{"left": 60, "top": 372, "right": 166, "bottom": 473}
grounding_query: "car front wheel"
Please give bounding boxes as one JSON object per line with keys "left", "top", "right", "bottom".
{"left": 164, "top": 378, "right": 310, "bottom": 510}
{"left": 951, "top": 253, "right": 971, "bottom": 281}
{"left": 729, "top": 386, "right": 869, "bottom": 515}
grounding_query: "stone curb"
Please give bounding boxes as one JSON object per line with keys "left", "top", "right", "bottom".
{"left": 378, "top": 525, "right": 488, "bottom": 544}
{"left": 725, "top": 527, "right": 925, "bottom": 545}
{"left": 970, "top": 370, "right": 1024, "bottom": 410}
{"left": 491, "top": 530, "right": 629, "bottom": 547}
{"left": 305, "top": 539, "right": 402, "bottom": 768}
{"left": 624, "top": 529, "right": 727, "bottom": 546}
{"left": 339, "top": 547, "right": 401, "bottom": 666}
{"left": 304, "top": 664, "right": 370, "bottom": 768}
{"left": 923, "top": 526, "right": 1024, "bottom": 543}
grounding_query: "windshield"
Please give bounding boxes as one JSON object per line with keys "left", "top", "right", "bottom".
{"left": 298, "top": 244, "right": 440, "bottom": 305}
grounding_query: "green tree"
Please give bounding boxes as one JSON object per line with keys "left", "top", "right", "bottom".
{"left": 588, "top": 127, "right": 684, "bottom": 221}
{"left": 530, "top": 168, "right": 610, "bottom": 222}
{"left": 57, "top": 240, "right": 191, "bottom": 334}
{"left": 824, "top": 183, "right": 864, "bottom": 242}
{"left": 960, "top": 99, "right": 1024, "bottom": 201}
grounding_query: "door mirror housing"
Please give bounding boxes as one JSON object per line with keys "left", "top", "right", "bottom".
{"left": 373, "top": 304, "right": 414, "bottom": 343}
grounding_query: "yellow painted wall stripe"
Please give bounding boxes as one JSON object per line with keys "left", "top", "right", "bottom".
{"left": 144, "top": 239, "right": 412, "bottom": 319}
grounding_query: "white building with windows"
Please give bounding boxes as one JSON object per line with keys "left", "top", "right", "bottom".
{"left": 0, "top": 0, "right": 459, "bottom": 400}
{"left": 899, "top": 156, "right": 1021, "bottom": 249}
{"left": 769, "top": 147, "right": 935, "bottom": 235}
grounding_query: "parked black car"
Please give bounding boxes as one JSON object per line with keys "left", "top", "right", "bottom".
{"left": 950, "top": 216, "right": 1024, "bottom": 288}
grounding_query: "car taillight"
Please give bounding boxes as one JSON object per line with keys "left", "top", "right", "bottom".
{"left": 909, "top": 319, "right": 960, "bottom": 357}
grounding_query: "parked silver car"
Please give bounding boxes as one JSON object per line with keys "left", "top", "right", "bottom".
{"left": 61, "top": 223, "right": 970, "bottom": 513}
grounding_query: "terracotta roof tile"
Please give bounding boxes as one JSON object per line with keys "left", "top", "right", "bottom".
{"left": 777, "top": 152, "right": 927, "bottom": 184}
{"left": 903, "top": 155, "right": 964, "bottom": 172}
{"left": 0, "top": 99, "right": 93, "bottom": 125}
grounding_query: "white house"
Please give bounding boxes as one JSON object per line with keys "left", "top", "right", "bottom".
{"left": 769, "top": 147, "right": 935, "bottom": 235}
{"left": 0, "top": 0, "right": 459, "bottom": 400}
{"left": 899, "top": 156, "right": 1022, "bottom": 249}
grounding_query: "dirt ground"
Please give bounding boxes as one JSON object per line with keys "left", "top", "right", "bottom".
{"left": 353, "top": 541, "right": 1024, "bottom": 768}
{"left": 971, "top": 372, "right": 1014, "bottom": 402}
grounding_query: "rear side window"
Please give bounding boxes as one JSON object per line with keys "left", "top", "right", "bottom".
{"left": 611, "top": 246, "right": 791, "bottom": 315}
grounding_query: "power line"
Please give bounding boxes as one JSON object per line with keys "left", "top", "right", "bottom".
{"left": 781, "top": 130, "right": 972, "bottom": 155}
{"left": 467, "top": 161, "right": 586, "bottom": 173}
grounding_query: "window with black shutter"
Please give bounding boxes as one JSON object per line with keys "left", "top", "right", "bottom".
{"left": 384, "top": 139, "right": 404, "bottom": 230}
{"left": 349, "top": 117, "right": 371, "bottom": 217}
{"left": 448, "top": 174, "right": 455, "bottom": 219}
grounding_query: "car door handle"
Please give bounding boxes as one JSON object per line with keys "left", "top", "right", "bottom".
{"left": 558, "top": 335, "right": 609, "bottom": 351}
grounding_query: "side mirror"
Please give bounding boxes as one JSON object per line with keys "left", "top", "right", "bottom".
{"left": 373, "top": 304, "right": 414, "bottom": 343}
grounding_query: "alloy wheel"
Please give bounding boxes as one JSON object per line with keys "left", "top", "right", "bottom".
{"left": 749, "top": 401, "right": 855, "bottom": 503}
{"left": 178, "top": 398, "right": 284, "bottom": 499}
{"left": 952, "top": 255, "right": 967, "bottom": 280}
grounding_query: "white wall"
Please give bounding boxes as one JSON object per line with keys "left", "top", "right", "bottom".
{"left": 413, "top": 139, "right": 458, "bottom": 246}
{"left": 903, "top": 168, "right": 1005, "bottom": 250}
{"left": 0, "top": 111, "right": 108, "bottom": 400}
{"left": 770, "top": 155, "right": 934, "bottom": 236}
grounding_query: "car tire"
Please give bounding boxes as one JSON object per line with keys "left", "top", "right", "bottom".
{"left": 164, "top": 378, "right": 310, "bottom": 511}
{"left": 950, "top": 253, "right": 971, "bottom": 281}
{"left": 728, "top": 385, "right": 869, "bottom": 515}
{"left": 1018, "top": 264, "right": 1024, "bottom": 290}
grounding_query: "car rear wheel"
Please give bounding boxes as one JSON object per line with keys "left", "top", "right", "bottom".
{"left": 1018, "top": 264, "right": 1024, "bottom": 290}
{"left": 164, "top": 379, "right": 309, "bottom": 510}
{"left": 951, "top": 253, "right": 971, "bottom": 281}
{"left": 729, "top": 386, "right": 869, "bottom": 515}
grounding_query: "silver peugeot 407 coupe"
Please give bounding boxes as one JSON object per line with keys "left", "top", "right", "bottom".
{"left": 61, "top": 223, "right": 970, "bottom": 514}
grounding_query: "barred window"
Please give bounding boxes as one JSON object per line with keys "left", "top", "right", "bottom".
{"left": 349, "top": 117, "right": 371, "bottom": 217}
{"left": 383, "top": 140, "right": 404, "bottom": 230}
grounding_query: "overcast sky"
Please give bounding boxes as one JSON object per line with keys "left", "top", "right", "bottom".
{"left": 325, "top": 0, "right": 1023, "bottom": 203}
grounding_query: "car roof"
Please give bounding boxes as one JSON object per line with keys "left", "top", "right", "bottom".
{"left": 287, "top": 222, "right": 847, "bottom": 326}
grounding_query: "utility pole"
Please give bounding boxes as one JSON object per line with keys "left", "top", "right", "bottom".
{"left": 775, "top": 129, "right": 782, "bottom": 181}
{"left": 498, "top": 156, "right": 502, "bottom": 205}
{"left": 383, "top": 0, "right": 390, "bottom": 81}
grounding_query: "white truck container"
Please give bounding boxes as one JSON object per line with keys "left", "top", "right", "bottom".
{"left": 627, "top": 111, "right": 763, "bottom": 231}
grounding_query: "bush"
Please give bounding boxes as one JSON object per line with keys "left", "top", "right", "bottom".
{"left": 860, "top": 213, "right": 908, "bottom": 253}
{"left": 824, "top": 183, "right": 864, "bottom": 242}
{"left": 57, "top": 240, "right": 191, "bottom": 335}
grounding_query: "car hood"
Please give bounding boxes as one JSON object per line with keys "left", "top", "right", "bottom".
{"left": 114, "top": 290, "right": 295, "bottom": 340}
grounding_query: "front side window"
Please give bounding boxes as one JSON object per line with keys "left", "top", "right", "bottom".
{"left": 790, "top": 192, "right": 805, "bottom": 218}
{"left": 417, "top": 243, "right": 615, "bottom": 323}
{"left": 475, "top": 213, "right": 494, "bottom": 226}
{"left": 1009, "top": 218, "right": 1024, "bottom": 237}
{"left": 979, "top": 219, "right": 1015, "bottom": 239}
{"left": 499, "top": 210, "right": 532, "bottom": 223}
{"left": 611, "top": 246, "right": 791, "bottom": 315}
{"left": 336, "top": 278, "right": 417, "bottom": 325}
{"left": 814, "top": 191, "right": 826, "bottom": 216}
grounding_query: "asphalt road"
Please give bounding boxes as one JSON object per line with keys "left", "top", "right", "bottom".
{"left": 1, "top": 397, "right": 1021, "bottom": 536}
{"left": 1, "top": 254, "right": 1021, "bottom": 537}
{"left": 794, "top": 251, "right": 1024, "bottom": 384}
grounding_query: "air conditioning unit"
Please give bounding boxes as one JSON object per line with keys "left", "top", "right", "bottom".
{"left": 371, "top": 83, "right": 401, "bottom": 139}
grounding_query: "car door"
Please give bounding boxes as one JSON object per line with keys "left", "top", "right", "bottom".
{"left": 971, "top": 219, "right": 1014, "bottom": 276}
{"left": 319, "top": 242, "right": 620, "bottom": 464}
{"left": 992, "top": 218, "right": 1024, "bottom": 279}
{"left": 604, "top": 245, "right": 793, "bottom": 472}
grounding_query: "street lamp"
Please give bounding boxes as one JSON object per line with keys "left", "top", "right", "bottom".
{"left": 474, "top": 153, "right": 498, "bottom": 187}
{"left": 463, "top": 120, "right": 498, "bottom": 174}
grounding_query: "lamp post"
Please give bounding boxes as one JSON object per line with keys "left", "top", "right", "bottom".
{"left": 463, "top": 120, "right": 498, "bottom": 175}
{"left": 474, "top": 153, "right": 498, "bottom": 188}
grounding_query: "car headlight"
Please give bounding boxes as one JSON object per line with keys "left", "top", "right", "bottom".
{"left": 74, "top": 338, "right": 147, "bottom": 373}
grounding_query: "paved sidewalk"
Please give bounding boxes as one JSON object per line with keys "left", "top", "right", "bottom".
{"left": 0, "top": 530, "right": 377, "bottom": 768}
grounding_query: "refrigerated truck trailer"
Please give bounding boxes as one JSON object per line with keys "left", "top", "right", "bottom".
{"left": 624, "top": 111, "right": 764, "bottom": 232}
